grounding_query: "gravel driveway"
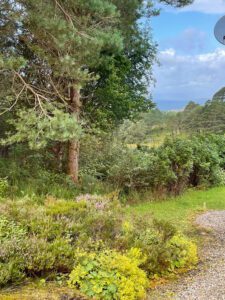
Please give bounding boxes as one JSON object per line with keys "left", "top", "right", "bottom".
{"left": 148, "top": 211, "right": 225, "bottom": 300}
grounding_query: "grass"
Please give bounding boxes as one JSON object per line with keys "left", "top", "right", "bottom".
{"left": 128, "top": 186, "right": 225, "bottom": 232}
{"left": 127, "top": 132, "right": 189, "bottom": 150}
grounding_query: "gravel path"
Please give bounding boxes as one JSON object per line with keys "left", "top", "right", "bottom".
{"left": 148, "top": 211, "right": 225, "bottom": 300}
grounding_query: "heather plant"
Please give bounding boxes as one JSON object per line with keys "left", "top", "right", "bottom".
{"left": 0, "top": 195, "right": 198, "bottom": 290}
{"left": 0, "top": 216, "right": 27, "bottom": 286}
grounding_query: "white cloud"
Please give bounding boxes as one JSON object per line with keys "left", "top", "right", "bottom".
{"left": 153, "top": 47, "right": 225, "bottom": 104}
{"left": 163, "top": 0, "right": 225, "bottom": 14}
{"left": 160, "top": 48, "right": 176, "bottom": 56}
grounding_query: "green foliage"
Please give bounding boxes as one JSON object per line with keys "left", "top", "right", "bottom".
{"left": 104, "top": 134, "right": 225, "bottom": 195}
{"left": 2, "top": 131, "right": 225, "bottom": 199}
{"left": 0, "top": 55, "right": 27, "bottom": 70}
{"left": 24, "top": 237, "right": 73, "bottom": 275}
{"left": 166, "top": 89, "right": 225, "bottom": 134}
{"left": 0, "top": 0, "right": 124, "bottom": 183}
{"left": 189, "top": 135, "right": 225, "bottom": 187}
{"left": 160, "top": 0, "right": 193, "bottom": 7}
{"left": 138, "top": 230, "right": 198, "bottom": 275}
{"left": 0, "top": 193, "right": 123, "bottom": 286}
{"left": 108, "top": 148, "right": 154, "bottom": 190}
{"left": 0, "top": 147, "right": 79, "bottom": 199}
{"left": 0, "top": 191, "right": 198, "bottom": 289}
{"left": 2, "top": 106, "right": 82, "bottom": 149}
{"left": 0, "top": 178, "right": 9, "bottom": 197}
{"left": 0, "top": 216, "right": 27, "bottom": 286}
{"left": 167, "top": 235, "right": 198, "bottom": 270}
{"left": 117, "top": 110, "right": 173, "bottom": 144}
{"left": 68, "top": 248, "right": 148, "bottom": 300}
{"left": 0, "top": 0, "right": 199, "bottom": 180}
{"left": 119, "top": 218, "right": 198, "bottom": 276}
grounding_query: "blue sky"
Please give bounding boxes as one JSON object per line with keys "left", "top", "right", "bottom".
{"left": 151, "top": 0, "right": 225, "bottom": 110}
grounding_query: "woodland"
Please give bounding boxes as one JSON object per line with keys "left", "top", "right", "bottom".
{"left": 1, "top": 1, "right": 225, "bottom": 299}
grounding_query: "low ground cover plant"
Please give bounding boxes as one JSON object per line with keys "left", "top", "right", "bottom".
{"left": 0, "top": 193, "right": 198, "bottom": 299}
{"left": 68, "top": 248, "right": 148, "bottom": 300}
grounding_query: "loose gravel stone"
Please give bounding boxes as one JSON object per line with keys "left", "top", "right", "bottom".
{"left": 148, "top": 211, "right": 225, "bottom": 300}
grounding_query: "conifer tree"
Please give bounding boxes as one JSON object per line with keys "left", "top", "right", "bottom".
{"left": 0, "top": 0, "right": 123, "bottom": 183}
{"left": 0, "top": 0, "right": 194, "bottom": 183}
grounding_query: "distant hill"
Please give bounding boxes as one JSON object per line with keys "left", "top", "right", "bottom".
{"left": 121, "top": 87, "right": 225, "bottom": 146}
{"left": 213, "top": 87, "right": 225, "bottom": 102}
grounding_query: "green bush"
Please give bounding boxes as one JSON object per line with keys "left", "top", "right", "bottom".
{"left": 108, "top": 148, "right": 154, "bottom": 191}
{"left": 167, "top": 235, "right": 198, "bottom": 270}
{"left": 190, "top": 135, "right": 225, "bottom": 187}
{"left": 25, "top": 237, "right": 73, "bottom": 275}
{"left": 0, "top": 194, "right": 124, "bottom": 286}
{"left": 119, "top": 217, "right": 198, "bottom": 277}
{"left": 68, "top": 248, "right": 148, "bottom": 300}
{"left": 0, "top": 216, "right": 27, "bottom": 286}
{"left": 0, "top": 178, "right": 9, "bottom": 197}
{"left": 0, "top": 262, "right": 25, "bottom": 287}
{"left": 0, "top": 194, "right": 198, "bottom": 290}
{"left": 105, "top": 134, "right": 225, "bottom": 195}
{"left": 2, "top": 133, "right": 225, "bottom": 198}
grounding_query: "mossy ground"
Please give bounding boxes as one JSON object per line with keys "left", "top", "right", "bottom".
{"left": 0, "top": 283, "right": 86, "bottom": 300}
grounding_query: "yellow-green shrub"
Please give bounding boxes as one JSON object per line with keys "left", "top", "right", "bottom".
{"left": 68, "top": 248, "right": 148, "bottom": 300}
{"left": 167, "top": 235, "right": 198, "bottom": 270}
{"left": 122, "top": 218, "right": 198, "bottom": 276}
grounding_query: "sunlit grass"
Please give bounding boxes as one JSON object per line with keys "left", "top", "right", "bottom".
{"left": 128, "top": 186, "right": 225, "bottom": 231}
{"left": 127, "top": 131, "right": 189, "bottom": 149}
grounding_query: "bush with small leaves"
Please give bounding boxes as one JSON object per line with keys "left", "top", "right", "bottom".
{"left": 0, "top": 216, "right": 27, "bottom": 286}
{"left": 167, "top": 234, "right": 198, "bottom": 270}
{"left": 119, "top": 217, "right": 198, "bottom": 277}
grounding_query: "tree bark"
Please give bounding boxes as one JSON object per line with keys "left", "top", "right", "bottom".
{"left": 67, "top": 86, "right": 81, "bottom": 184}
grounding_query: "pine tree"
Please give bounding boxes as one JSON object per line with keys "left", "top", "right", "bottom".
{"left": 0, "top": 0, "right": 195, "bottom": 183}
{"left": 0, "top": 0, "right": 123, "bottom": 183}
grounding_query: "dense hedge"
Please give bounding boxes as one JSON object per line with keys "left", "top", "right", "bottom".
{"left": 1, "top": 134, "right": 225, "bottom": 198}
{"left": 105, "top": 134, "right": 225, "bottom": 195}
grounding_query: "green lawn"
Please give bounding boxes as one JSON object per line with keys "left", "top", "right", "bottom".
{"left": 128, "top": 187, "right": 225, "bottom": 232}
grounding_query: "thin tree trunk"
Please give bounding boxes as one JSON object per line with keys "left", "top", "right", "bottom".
{"left": 67, "top": 86, "right": 81, "bottom": 183}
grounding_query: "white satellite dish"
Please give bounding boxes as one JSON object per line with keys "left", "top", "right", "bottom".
{"left": 214, "top": 15, "right": 225, "bottom": 45}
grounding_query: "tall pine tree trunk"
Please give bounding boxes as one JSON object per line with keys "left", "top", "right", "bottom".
{"left": 67, "top": 86, "right": 81, "bottom": 183}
